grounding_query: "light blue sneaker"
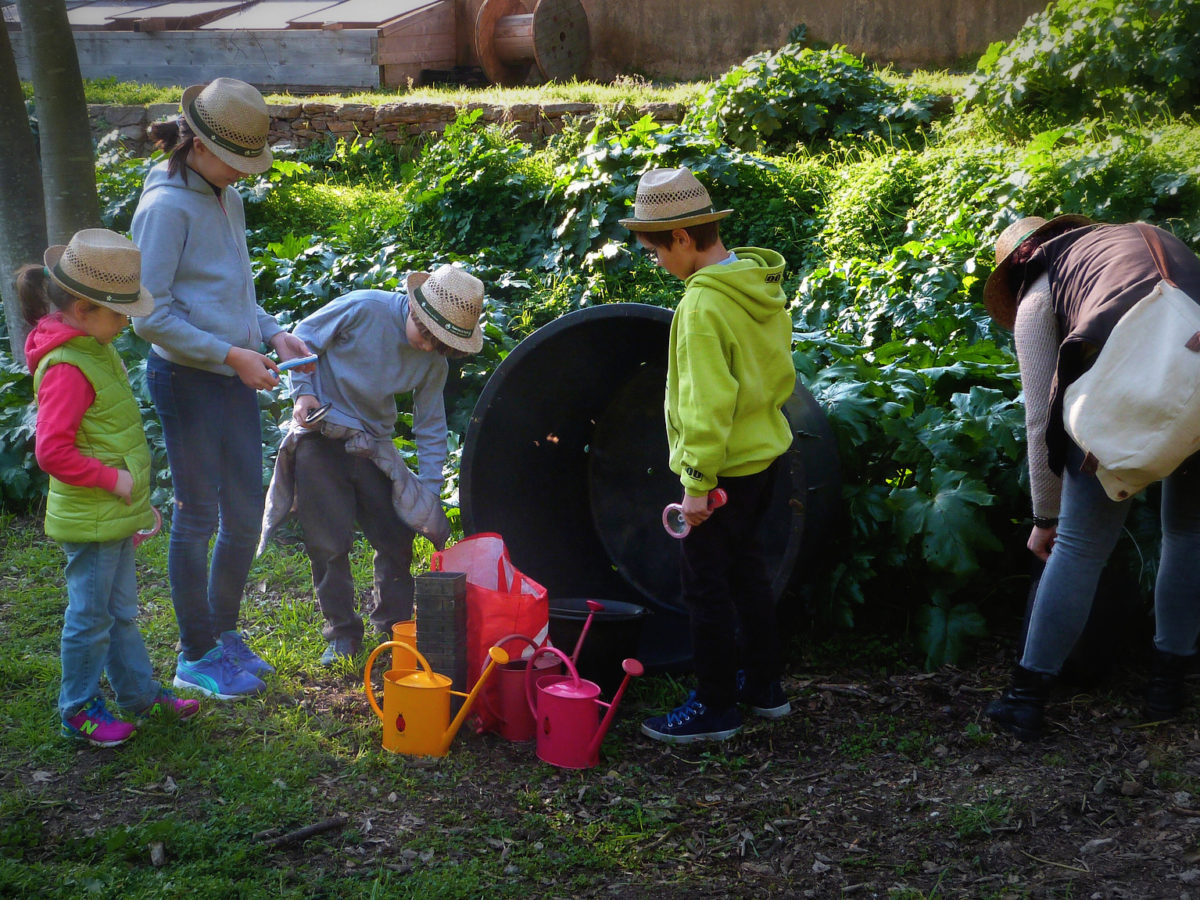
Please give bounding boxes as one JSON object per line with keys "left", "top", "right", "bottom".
{"left": 220, "top": 630, "right": 275, "bottom": 677}
{"left": 173, "top": 646, "right": 266, "bottom": 700}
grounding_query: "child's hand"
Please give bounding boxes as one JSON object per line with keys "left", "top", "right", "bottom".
{"left": 113, "top": 469, "right": 134, "bottom": 505}
{"left": 270, "top": 332, "right": 316, "bottom": 374}
{"left": 293, "top": 394, "right": 322, "bottom": 429}
{"left": 681, "top": 492, "right": 712, "bottom": 527}
{"left": 226, "top": 346, "right": 280, "bottom": 390}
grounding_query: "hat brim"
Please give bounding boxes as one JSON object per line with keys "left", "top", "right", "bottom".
{"left": 619, "top": 208, "right": 733, "bottom": 232}
{"left": 982, "top": 214, "right": 1093, "bottom": 330}
{"left": 43, "top": 245, "right": 156, "bottom": 317}
{"left": 404, "top": 271, "right": 484, "bottom": 354}
{"left": 181, "top": 83, "right": 274, "bottom": 176}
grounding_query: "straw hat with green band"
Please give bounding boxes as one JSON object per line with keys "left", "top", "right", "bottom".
{"left": 619, "top": 168, "right": 732, "bottom": 231}
{"left": 404, "top": 265, "right": 485, "bottom": 354}
{"left": 180, "top": 78, "right": 273, "bottom": 175}
{"left": 44, "top": 229, "right": 155, "bottom": 317}
{"left": 983, "top": 214, "right": 1093, "bottom": 329}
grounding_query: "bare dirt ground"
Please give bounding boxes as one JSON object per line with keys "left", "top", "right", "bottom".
{"left": 14, "top": 631, "right": 1200, "bottom": 899}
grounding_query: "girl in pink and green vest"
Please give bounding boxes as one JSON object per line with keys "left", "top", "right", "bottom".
{"left": 21, "top": 229, "right": 200, "bottom": 748}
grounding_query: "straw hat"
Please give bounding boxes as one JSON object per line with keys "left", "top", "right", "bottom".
{"left": 180, "top": 77, "right": 273, "bottom": 175}
{"left": 983, "top": 214, "right": 1092, "bottom": 329}
{"left": 405, "top": 265, "right": 485, "bottom": 354}
{"left": 618, "top": 168, "right": 733, "bottom": 231}
{"left": 44, "top": 229, "right": 154, "bottom": 317}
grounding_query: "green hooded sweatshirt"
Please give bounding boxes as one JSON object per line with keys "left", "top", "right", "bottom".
{"left": 666, "top": 247, "right": 794, "bottom": 496}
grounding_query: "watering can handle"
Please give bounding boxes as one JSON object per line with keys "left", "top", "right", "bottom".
{"left": 363, "top": 641, "right": 410, "bottom": 722}
{"left": 524, "top": 644, "right": 580, "bottom": 718}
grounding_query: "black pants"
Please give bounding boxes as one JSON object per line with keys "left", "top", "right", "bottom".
{"left": 680, "top": 457, "right": 783, "bottom": 711}
{"left": 294, "top": 433, "right": 415, "bottom": 643}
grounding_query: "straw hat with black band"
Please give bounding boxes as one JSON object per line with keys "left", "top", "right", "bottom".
{"left": 180, "top": 77, "right": 273, "bottom": 175}
{"left": 983, "top": 214, "right": 1093, "bottom": 330}
{"left": 404, "top": 265, "right": 485, "bottom": 354}
{"left": 619, "top": 168, "right": 733, "bottom": 231}
{"left": 44, "top": 229, "right": 155, "bottom": 317}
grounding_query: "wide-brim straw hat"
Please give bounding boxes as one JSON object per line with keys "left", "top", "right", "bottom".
{"left": 405, "top": 265, "right": 485, "bottom": 354}
{"left": 181, "top": 77, "right": 273, "bottom": 175}
{"left": 44, "top": 229, "right": 155, "bottom": 317}
{"left": 618, "top": 168, "right": 733, "bottom": 231}
{"left": 983, "top": 214, "right": 1093, "bottom": 329}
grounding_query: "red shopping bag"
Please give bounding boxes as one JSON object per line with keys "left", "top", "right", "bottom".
{"left": 429, "top": 533, "right": 550, "bottom": 733}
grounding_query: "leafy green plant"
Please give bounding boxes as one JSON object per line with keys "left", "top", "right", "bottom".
{"left": 685, "top": 43, "right": 939, "bottom": 152}
{"left": 963, "top": 0, "right": 1200, "bottom": 134}
{"left": 0, "top": 349, "right": 41, "bottom": 508}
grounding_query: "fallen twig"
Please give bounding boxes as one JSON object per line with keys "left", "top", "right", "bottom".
{"left": 815, "top": 683, "right": 871, "bottom": 699}
{"left": 1019, "top": 849, "right": 1088, "bottom": 873}
{"left": 258, "top": 815, "right": 350, "bottom": 849}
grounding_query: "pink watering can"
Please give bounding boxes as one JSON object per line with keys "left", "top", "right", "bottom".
{"left": 481, "top": 601, "right": 605, "bottom": 743}
{"left": 479, "top": 633, "right": 561, "bottom": 743}
{"left": 662, "top": 488, "right": 727, "bottom": 539}
{"left": 524, "top": 645, "right": 643, "bottom": 769}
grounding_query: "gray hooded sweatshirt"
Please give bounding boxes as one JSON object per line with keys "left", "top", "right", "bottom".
{"left": 131, "top": 162, "right": 283, "bottom": 374}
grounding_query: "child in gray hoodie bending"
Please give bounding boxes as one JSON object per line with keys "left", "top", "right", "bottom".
{"left": 272, "top": 265, "right": 486, "bottom": 665}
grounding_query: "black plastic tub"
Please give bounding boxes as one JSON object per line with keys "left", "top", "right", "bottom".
{"left": 461, "top": 303, "right": 841, "bottom": 671}
{"left": 548, "top": 598, "right": 648, "bottom": 696}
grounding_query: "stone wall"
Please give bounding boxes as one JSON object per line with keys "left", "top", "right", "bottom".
{"left": 90, "top": 99, "right": 686, "bottom": 157}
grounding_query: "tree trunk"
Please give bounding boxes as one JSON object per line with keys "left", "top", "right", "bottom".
{"left": 15, "top": 0, "right": 100, "bottom": 244}
{"left": 0, "top": 25, "right": 46, "bottom": 367}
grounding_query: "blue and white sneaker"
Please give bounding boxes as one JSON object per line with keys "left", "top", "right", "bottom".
{"left": 641, "top": 692, "right": 742, "bottom": 744}
{"left": 736, "top": 669, "right": 791, "bottom": 719}
{"left": 173, "top": 647, "right": 266, "bottom": 700}
{"left": 220, "top": 630, "right": 275, "bottom": 677}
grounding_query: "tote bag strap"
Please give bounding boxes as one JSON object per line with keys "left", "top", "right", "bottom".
{"left": 1134, "top": 222, "right": 1177, "bottom": 288}
{"left": 1133, "top": 222, "right": 1200, "bottom": 351}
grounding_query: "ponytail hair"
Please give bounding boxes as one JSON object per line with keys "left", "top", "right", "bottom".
{"left": 17, "top": 263, "right": 78, "bottom": 327}
{"left": 147, "top": 116, "right": 195, "bottom": 181}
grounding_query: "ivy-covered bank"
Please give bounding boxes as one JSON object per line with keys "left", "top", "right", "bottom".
{"left": 3, "top": 0, "right": 1198, "bottom": 667}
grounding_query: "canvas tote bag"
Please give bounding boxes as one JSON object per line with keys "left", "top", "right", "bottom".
{"left": 1063, "top": 224, "right": 1200, "bottom": 501}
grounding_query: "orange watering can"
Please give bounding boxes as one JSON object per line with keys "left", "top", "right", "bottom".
{"left": 524, "top": 645, "right": 643, "bottom": 769}
{"left": 365, "top": 641, "right": 508, "bottom": 756}
{"left": 389, "top": 619, "right": 418, "bottom": 674}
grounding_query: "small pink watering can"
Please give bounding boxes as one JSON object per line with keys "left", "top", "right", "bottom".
{"left": 524, "top": 645, "right": 643, "bottom": 769}
{"left": 482, "top": 600, "right": 605, "bottom": 743}
{"left": 662, "top": 488, "right": 727, "bottom": 539}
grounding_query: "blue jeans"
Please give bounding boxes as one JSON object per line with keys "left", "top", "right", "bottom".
{"left": 59, "top": 538, "right": 159, "bottom": 718}
{"left": 147, "top": 353, "right": 264, "bottom": 661}
{"left": 1023, "top": 444, "right": 1200, "bottom": 673}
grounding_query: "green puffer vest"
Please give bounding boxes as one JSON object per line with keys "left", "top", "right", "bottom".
{"left": 33, "top": 338, "right": 154, "bottom": 543}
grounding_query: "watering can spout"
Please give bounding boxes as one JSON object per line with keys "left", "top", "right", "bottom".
{"left": 439, "top": 646, "right": 509, "bottom": 754}
{"left": 587, "top": 658, "right": 643, "bottom": 758}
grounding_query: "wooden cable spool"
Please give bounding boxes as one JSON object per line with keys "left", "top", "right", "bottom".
{"left": 474, "top": 0, "right": 590, "bottom": 86}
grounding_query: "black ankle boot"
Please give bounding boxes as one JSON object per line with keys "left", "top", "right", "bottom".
{"left": 985, "top": 665, "right": 1055, "bottom": 741}
{"left": 1145, "top": 649, "right": 1190, "bottom": 720}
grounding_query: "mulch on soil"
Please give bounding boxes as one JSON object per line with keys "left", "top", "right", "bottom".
{"left": 14, "top": 641, "right": 1200, "bottom": 899}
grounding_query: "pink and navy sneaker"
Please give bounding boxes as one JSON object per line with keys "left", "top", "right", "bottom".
{"left": 61, "top": 697, "right": 136, "bottom": 748}
{"left": 137, "top": 688, "right": 200, "bottom": 723}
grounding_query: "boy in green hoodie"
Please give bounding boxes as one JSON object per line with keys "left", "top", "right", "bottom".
{"left": 621, "top": 168, "right": 795, "bottom": 743}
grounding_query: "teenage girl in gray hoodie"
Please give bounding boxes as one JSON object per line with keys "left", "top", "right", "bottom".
{"left": 132, "top": 78, "right": 312, "bottom": 700}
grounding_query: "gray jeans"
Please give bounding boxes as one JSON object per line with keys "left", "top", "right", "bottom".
{"left": 294, "top": 433, "right": 415, "bottom": 643}
{"left": 1022, "top": 444, "right": 1200, "bottom": 673}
